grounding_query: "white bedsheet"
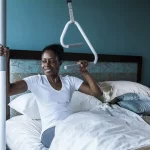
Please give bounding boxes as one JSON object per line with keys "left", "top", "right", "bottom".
{"left": 6, "top": 115, "right": 48, "bottom": 150}
{"left": 6, "top": 104, "right": 150, "bottom": 150}
{"left": 50, "top": 104, "right": 150, "bottom": 150}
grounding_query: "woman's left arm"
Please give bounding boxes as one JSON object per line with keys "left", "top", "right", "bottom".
{"left": 78, "top": 60, "right": 104, "bottom": 101}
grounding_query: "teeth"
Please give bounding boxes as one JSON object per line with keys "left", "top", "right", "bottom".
{"left": 45, "top": 69, "right": 51, "bottom": 73}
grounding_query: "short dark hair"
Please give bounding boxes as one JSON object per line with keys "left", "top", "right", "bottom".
{"left": 41, "top": 44, "right": 64, "bottom": 61}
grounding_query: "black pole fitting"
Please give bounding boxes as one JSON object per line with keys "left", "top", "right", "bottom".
{"left": 67, "top": 0, "right": 72, "bottom": 3}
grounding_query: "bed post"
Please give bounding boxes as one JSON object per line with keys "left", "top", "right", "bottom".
{"left": 0, "top": 0, "right": 6, "bottom": 149}
{"left": 6, "top": 57, "right": 10, "bottom": 120}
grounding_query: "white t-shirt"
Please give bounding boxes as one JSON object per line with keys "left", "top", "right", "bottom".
{"left": 23, "top": 74, "right": 83, "bottom": 134}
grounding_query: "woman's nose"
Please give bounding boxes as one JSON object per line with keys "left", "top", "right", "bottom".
{"left": 45, "top": 61, "right": 51, "bottom": 66}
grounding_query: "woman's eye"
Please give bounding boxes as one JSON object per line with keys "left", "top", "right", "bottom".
{"left": 42, "top": 60, "right": 46, "bottom": 63}
{"left": 42, "top": 60, "right": 56, "bottom": 64}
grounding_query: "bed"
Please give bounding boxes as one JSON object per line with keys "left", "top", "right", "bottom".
{"left": 6, "top": 49, "right": 150, "bottom": 150}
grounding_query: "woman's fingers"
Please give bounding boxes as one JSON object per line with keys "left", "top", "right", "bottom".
{"left": 0, "top": 45, "right": 9, "bottom": 57}
{"left": 77, "top": 60, "right": 88, "bottom": 73}
{"left": 0, "top": 45, "right": 4, "bottom": 56}
{"left": 78, "top": 60, "right": 88, "bottom": 67}
{"left": 80, "top": 61, "right": 88, "bottom": 69}
{"left": 4, "top": 47, "right": 8, "bottom": 54}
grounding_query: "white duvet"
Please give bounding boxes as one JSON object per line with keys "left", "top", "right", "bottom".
{"left": 6, "top": 104, "right": 150, "bottom": 150}
{"left": 50, "top": 104, "right": 150, "bottom": 150}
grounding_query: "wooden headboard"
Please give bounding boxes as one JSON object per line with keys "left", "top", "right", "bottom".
{"left": 7, "top": 50, "right": 142, "bottom": 119}
{"left": 10, "top": 49, "right": 142, "bottom": 82}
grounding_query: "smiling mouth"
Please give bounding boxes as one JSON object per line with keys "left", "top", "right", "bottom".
{"left": 45, "top": 69, "right": 52, "bottom": 73}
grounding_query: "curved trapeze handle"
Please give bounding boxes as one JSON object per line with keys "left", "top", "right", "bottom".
{"left": 61, "top": 0, "right": 98, "bottom": 70}
{"left": 60, "top": 1, "right": 84, "bottom": 48}
{"left": 60, "top": 21, "right": 83, "bottom": 48}
{"left": 61, "top": 21, "right": 98, "bottom": 70}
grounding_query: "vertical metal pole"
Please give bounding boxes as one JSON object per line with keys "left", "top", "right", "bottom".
{"left": 0, "top": 0, "right": 6, "bottom": 150}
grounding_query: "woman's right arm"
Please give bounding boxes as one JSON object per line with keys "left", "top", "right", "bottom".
{"left": 0, "top": 44, "right": 28, "bottom": 96}
{"left": 9, "top": 81, "right": 28, "bottom": 96}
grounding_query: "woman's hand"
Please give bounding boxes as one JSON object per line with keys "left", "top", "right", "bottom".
{"left": 77, "top": 60, "right": 88, "bottom": 74}
{"left": 77, "top": 60, "right": 104, "bottom": 100}
{"left": 0, "top": 44, "right": 10, "bottom": 60}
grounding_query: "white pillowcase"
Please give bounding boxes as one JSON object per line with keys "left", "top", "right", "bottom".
{"left": 8, "top": 93, "right": 40, "bottom": 119}
{"left": 9, "top": 81, "right": 149, "bottom": 119}
{"left": 70, "top": 91, "right": 102, "bottom": 113}
{"left": 98, "top": 81, "right": 150, "bottom": 102}
{"left": 9, "top": 91, "right": 102, "bottom": 120}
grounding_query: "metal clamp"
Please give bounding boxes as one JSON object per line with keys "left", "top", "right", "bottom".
{"left": 67, "top": 0, "right": 72, "bottom": 3}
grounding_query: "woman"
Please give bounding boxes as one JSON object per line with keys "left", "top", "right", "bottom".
{"left": 0, "top": 44, "right": 103, "bottom": 148}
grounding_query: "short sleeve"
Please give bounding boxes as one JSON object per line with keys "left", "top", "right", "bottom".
{"left": 68, "top": 76, "right": 84, "bottom": 91}
{"left": 23, "top": 75, "right": 39, "bottom": 91}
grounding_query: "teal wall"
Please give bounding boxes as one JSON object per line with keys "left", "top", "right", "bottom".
{"left": 7, "top": 0, "right": 150, "bottom": 86}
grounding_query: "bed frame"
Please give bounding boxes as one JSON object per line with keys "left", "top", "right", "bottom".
{"left": 6, "top": 49, "right": 142, "bottom": 120}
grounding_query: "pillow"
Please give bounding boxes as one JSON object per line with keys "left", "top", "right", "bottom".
{"left": 118, "top": 100, "right": 150, "bottom": 115}
{"left": 70, "top": 91, "right": 102, "bottom": 113}
{"left": 98, "top": 81, "right": 150, "bottom": 102}
{"left": 9, "top": 91, "right": 102, "bottom": 119}
{"left": 114, "top": 93, "right": 150, "bottom": 115}
{"left": 8, "top": 93, "right": 40, "bottom": 119}
{"left": 97, "top": 82, "right": 112, "bottom": 102}
{"left": 116, "top": 93, "right": 150, "bottom": 101}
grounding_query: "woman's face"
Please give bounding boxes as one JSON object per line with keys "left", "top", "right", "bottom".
{"left": 41, "top": 50, "right": 61, "bottom": 76}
